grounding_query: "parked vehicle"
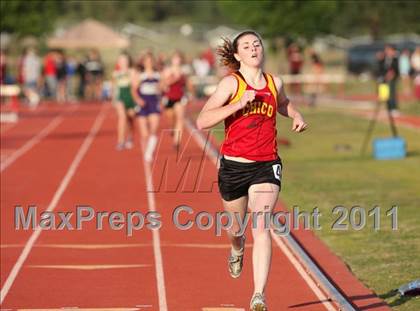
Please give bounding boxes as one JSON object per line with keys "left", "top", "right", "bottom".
{"left": 347, "top": 38, "right": 419, "bottom": 75}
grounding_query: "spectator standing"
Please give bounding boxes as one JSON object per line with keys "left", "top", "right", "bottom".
{"left": 411, "top": 46, "right": 420, "bottom": 100}
{"left": 382, "top": 45, "right": 400, "bottom": 115}
{"left": 398, "top": 49, "right": 411, "bottom": 96}
{"left": 201, "top": 47, "right": 215, "bottom": 74}
{"left": 22, "top": 48, "right": 41, "bottom": 107}
{"left": 0, "top": 50, "right": 6, "bottom": 85}
{"left": 411, "top": 46, "right": 420, "bottom": 75}
{"left": 287, "top": 43, "right": 304, "bottom": 94}
{"left": 307, "top": 49, "right": 324, "bottom": 106}
{"left": 85, "top": 49, "right": 105, "bottom": 101}
{"left": 44, "top": 51, "right": 57, "bottom": 99}
{"left": 17, "top": 49, "right": 25, "bottom": 86}
{"left": 375, "top": 51, "right": 386, "bottom": 82}
{"left": 77, "top": 55, "right": 87, "bottom": 100}
{"left": 56, "top": 50, "right": 67, "bottom": 103}
{"left": 66, "top": 55, "right": 77, "bottom": 101}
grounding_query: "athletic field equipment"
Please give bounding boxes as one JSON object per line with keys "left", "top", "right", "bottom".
{"left": 0, "top": 84, "right": 20, "bottom": 123}
{"left": 373, "top": 137, "right": 406, "bottom": 160}
{"left": 398, "top": 279, "right": 420, "bottom": 297}
{"left": 360, "top": 83, "right": 406, "bottom": 159}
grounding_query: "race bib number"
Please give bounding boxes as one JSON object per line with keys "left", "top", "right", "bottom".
{"left": 272, "top": 164, "right": 282, "bottom": 180}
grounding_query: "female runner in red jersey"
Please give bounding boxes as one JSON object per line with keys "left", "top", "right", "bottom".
{"left": 161, "top": 51, "right": 193, "bottom": 149}
{"left": 196, "top": 31, "right": 307, "bottom": 311}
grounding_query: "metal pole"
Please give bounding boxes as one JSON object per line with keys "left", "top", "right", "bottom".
{"left": 360, "top": 100, "right": 382, "bottom": 156}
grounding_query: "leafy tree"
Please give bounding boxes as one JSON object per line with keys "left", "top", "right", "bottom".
{"left": 2, "top": 0, "right": 418, "bottom": 41}
{"left": 1, "top": 0, "right": 59, "bottom": 37}
{"left": 217, "top": 0, "right": 338, "bottom": 40}
{"left": 332, "top": 0, "right": 420, "bottom": 39}
{"left": 217, "top": 0, "right": 420, "bottom": 40}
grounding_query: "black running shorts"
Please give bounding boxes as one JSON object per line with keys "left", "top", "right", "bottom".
{"left": 218, "top": 156, "right": 282, "bottom": 201}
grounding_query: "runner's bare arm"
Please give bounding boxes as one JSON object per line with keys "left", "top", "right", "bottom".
{"left": 157, "top": 73, "right": 165, "bottom": 93}
{"left": 130, "top": 70, "right": 145, "bottom": 107}
{"left": 160, "top": 68, "right": 170, "bottom": 91}
{"left": 274, "top": 76, "right": 308, "bottom": 132}
{"left": 162, "top": 68, "right": 180, "bottom": 86}
{"left": 110, "top": 72, "right": 116, "bottom": 101}
{"left": 186, "top": 76, "right": 196, "bottom": 99}
{"left": 196, "top": 75, "right": 255, "bottom": 130}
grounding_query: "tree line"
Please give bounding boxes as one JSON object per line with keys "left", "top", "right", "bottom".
{"left": 1, "top": 0, "right": 419, "bottom": 40}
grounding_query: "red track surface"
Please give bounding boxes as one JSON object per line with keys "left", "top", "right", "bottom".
{"left": 1, "top": 102, "right": 390, "bottom": 310}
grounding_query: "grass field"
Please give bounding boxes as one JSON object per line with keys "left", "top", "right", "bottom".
{"left": 211, "top": 106, "right": 420, "bottom": 310}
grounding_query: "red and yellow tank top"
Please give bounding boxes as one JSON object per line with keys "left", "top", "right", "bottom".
{"left": 220, "top": 71, "right": 278, "bottom": 161}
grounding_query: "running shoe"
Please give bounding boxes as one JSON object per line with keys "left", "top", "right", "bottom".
{"left": 124, "top": 139, "right": 133, "bottom": 149}
{"left": 228, "top": 235, "right": 245, "bottom": 278}
{"left": 250, "top": 293, "right": 267, "bottom": 311}
{"left": 116, "top": 142, "right": 125, "bottom": 151}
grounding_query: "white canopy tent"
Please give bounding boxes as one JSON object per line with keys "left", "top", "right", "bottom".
{"left": 47, "top": 19, "right": 129, "bottom": 49}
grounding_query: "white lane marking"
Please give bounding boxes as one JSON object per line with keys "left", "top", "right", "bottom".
{"left": 27, "top": 264, "right": 151, "bottom": 270}
{"left": 271, "top": 232, "right": 337, "bottom": 311}
{"left": 0, "top": 243, "right": 152, "bottom": 249}
{"left": 16, "top": 308, "right": 141, "bottom": 311}
{"left": 202, "top": 308, "right": 245, "bottom": 311}
{"left": 1, "top": 243, "right": 250, "bottom": 249}
{"left": 0, "top": 116, "right": 63, "bottom": 172}
{"left": 0, "top": 105, "right": 108, "bottom": 304}
{"left": 141, "top": 146, "right": 168, "bottom": 311}
{"left": 0, "top": 102, "right": 52, "bottom": 136}
{"left": 0, "top": 105, "right": 78, "bottom": 172}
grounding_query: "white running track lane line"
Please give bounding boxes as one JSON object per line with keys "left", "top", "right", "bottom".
{"left": 271, "top": 232, "right": 337, "bottom": 311}
{"left": 0, "top": 102, "right": 50, "bottom": 136}
{"left": 15, "top": 309, "right": 141, "bottom": 311}
{"left": 0, "top": 104, "right": 108, "bottom": 304}
{"left": 1, "top": 243, "right": 250, "bottom": 249}
{"left": 0, "top": 105, "right": 78, "bottom": 172}
{"left": 141, "top": 150, "right": 168, "bottom": 311}
{"left": 27, "top": 264, "right": 151, "bottom": 270}
{"left": 184, "top": 119, "right": 338, "bottom": 311}
{"left": 0, "top": 105, "right": 54, "bottom": 136}
{"left": 0, "top": 116, "right": 63, "bottom": 172}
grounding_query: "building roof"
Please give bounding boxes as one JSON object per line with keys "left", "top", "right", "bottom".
{"left": 47, "top": 19, "right": 129, "bottom": 49}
